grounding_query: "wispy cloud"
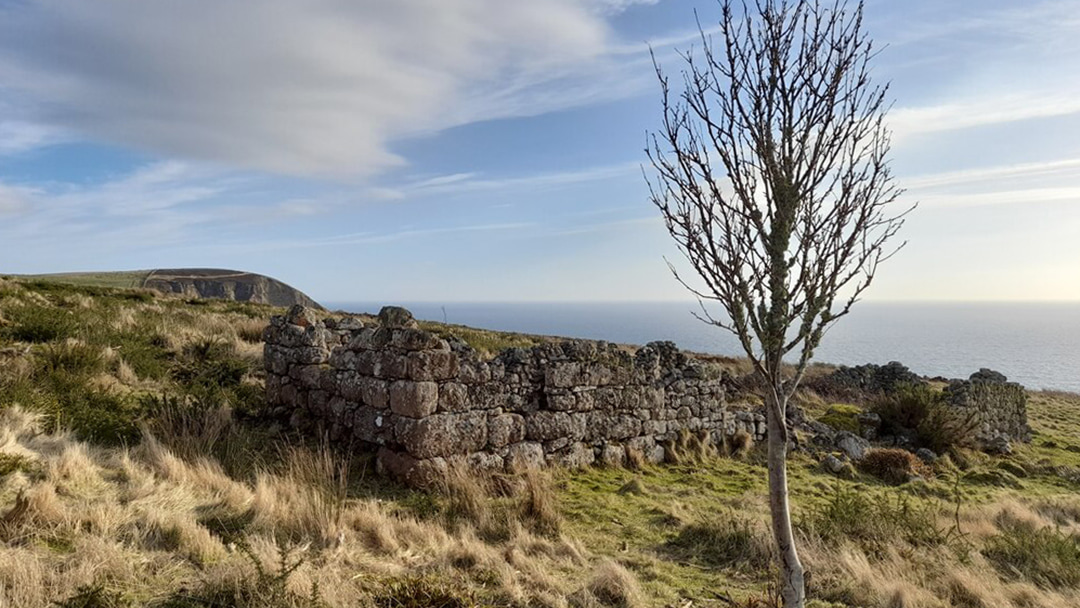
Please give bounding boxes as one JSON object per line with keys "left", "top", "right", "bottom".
{"left": 376, "top": 162, "right": 640, "bottom": 200}
{"left": 904, "top": 157, "right": 1080, "bottom": 208}
{"left": 891, "top": 93, "right": 1080, "bottom": 140}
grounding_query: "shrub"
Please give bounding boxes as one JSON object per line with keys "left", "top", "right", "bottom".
{"left": 801, "top": 483, "right": 949, "bottom": 554}
{"left": 858, "top": 448, "right": 932, "bottom": 485}
{"left": 984, "top": 516, "right": 1080, "bottom": 589}
{"left": 665, "top": 513, "right": 773, "bottom": 570}
{"left": 3, "top": 306, "right": 76, "bottom": 343}
{"left": 872, "top": 384, "right": 978, "bottom": 452}
{"left": 162, "top": 539, "right": 326, "bottom": 608}
{"left": 873, "top": 383, "right": 940, "bottom": 434}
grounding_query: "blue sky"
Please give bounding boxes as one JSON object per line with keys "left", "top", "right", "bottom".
{"left": 1, "top": 0, "right": 1079, "bottom": 302}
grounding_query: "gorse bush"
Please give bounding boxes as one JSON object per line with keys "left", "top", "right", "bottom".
{"left": 873, "top": 383, "right": 941, "bottom": 434}
{"left": 163, "top": 539, "right": 327, "bottom": 608}
{"left": 872, "top": 383, "right": 978, "bottom": 452}
{"left": 3, "top": 306, "right": 76, "bottom": 343}
{"left": 984, "top": 516, "right": 1080, "bottom": 589}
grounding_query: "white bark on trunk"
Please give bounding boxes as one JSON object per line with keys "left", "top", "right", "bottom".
{"left": 766, "top": 390, "right": 805, "bottom": 608}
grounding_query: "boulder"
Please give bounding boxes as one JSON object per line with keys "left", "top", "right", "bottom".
{"left": 835, "top": 431, "right": 869, "bottom": 461}
{"left": 378, "top": 306, "right": 419, "bottom": 329}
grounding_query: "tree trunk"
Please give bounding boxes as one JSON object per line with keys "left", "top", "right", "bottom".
{"left": 766, "top": 390, "right": 805, "bottom": 608}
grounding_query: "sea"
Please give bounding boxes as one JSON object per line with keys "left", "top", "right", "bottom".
{"left": 324, "top": 301, "right": 1080, "bottom": 393}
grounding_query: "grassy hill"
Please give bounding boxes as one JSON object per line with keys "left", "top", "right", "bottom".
{"left": 2, "top": 276, "right": 1080, "bottom": 607}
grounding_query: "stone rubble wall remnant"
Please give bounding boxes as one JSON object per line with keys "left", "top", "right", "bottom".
{"left": 264, "top": 305, "right": 762, "bottom": 485}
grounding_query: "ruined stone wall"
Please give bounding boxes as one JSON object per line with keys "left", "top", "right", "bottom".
{"left": 945, "top": 369, "right": 1030, "bottom": 445}
{"left": 264, "top": 306, "right": 758, "bottom": 485}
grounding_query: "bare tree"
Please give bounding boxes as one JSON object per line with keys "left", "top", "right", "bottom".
{"left": 645, "top": 1, "right": 908, "bottom": 605}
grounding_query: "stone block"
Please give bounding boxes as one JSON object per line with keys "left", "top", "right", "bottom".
{"left": 599, "top": 443, "right": 626, "bottom": 467}
{"left": 525, "top": 411, "right": 575, "bottom": 442}
{"left": 361, "top": 377, "right": 390, "bottom": 409}
{"left": 505, "top": 442, "right": 545, "bottom": 471}
{"left": 546, "top": 442, "right": 594, "bottom": 469}
{"left": 489, "top": 413, "right": 525, "bottom": 448}
{"left": 407, "top": 350, "right": 459, "bottom": 381}
{"left": 394, "top": 412, "right": 488, "bottom": 459}
{"left": 391, "top": 328, "right": 443, "bottom": 351}
{"left": 439, "top": 382, "right": 469, "bottom": 412}
{"left": 376, "top": 447, "right": 446, "bottom": 487}
{"left": 378, "top": 351, "right": 410, "bottom": 379}
{"left": 389, "top": 380, "right": 439, "bottom": 418}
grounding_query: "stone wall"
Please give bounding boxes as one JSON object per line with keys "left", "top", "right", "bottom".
{"left": 945, "top": 369, "right": 1030, "bottom": 446}
{"left": 264, "top": 306, "right": 759, "bottom": 485}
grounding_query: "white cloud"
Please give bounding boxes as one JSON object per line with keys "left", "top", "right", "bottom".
{"left": 376, "top": 162, "right": 640, "bottom": 200}
{"left": 0, "top": 0, "right": 649, "bottom": 177}
{"left": 891, "top": 93, "right": 1080, "bottom": 140}
{"left": 903, "top": 157, "right": 1080, "bottom": 208}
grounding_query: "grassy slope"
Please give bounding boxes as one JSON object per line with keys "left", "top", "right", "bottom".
{"left": 14, "top": 270, "right": 152, "bottom": 289}
{"left": 2, "top": 276, "right": 1080, "bottom": 607}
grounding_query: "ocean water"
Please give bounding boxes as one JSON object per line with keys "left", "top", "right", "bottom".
{"left": 324, "top": 301, "right": 1080, "bottom": 392}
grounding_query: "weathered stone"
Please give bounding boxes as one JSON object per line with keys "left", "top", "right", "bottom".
{"left": 391, "top": 328, "right": 444, "bottom": 351}
{"left": 599, "top": 443, "right": 626, "bottom": 467}
{"left": 395, "top": 412, "right": 488, "bottom": 459}
{"left": 378, "top": 306, "right": 418, "bottom": 329}
{"left": 505, "top": 442, "right": 545, "bottom": 470}
{"left": 525, "top": 411, "right": 574, "bottom": 441}
{"left": 835, "top": 431, "right": 869, "bottom": 461}
{"left": 439, "top": 382, "right": 469, "bottom": 412}
{"left": 389, "top": 381, "right": 439, "bottom": 418}
{"left": 378, "top": 351, "right": 410, "bottom": 379}
{"left": 915, "top": 447, "right": 937, "bottom": 463}
{"left": 489, "top": 413, "right": 525, "bottom": 448}
{"left": 376, "top": 448, "right": 446, "bottom": 487}
{"left": 546, "top": 442, "right": 594, "bottom": 469}
{"left": 360, "top": 377, "right": 390, "bottom": 409}
{"left": 407, "top": 350, "right": 459, "bottom": 381}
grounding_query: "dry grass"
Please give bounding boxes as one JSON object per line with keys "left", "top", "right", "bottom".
{"left": 0, "top": 408, "right": 607, "bottom": 607}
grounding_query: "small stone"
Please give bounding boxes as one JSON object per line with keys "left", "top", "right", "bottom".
{"left": 915, "top": 448, "right": 937, "bottom": 463}
{"left": 822, "top": 454, "right": 846, "bottom": 475}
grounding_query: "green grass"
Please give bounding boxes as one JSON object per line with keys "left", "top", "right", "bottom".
{"left": 13, "top": 271, "right": 151, "bottom": 290}
{"left": 7, "top": 275, "right": 1080, "bottom": 606}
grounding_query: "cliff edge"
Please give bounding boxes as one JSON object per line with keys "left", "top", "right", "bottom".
{"left": 142, "top": 268, "right": 323, "bottom": 309}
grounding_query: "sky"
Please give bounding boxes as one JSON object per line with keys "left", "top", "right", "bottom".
{"left": 1, "top": 0, "right": 1079, "bottom": 303}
